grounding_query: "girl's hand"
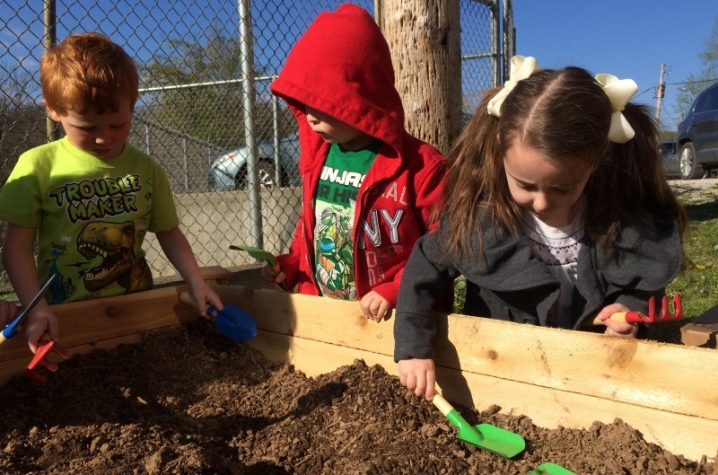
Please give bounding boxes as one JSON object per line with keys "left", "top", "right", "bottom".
{"left": 398, "top": 358, "right": 436, "bottom": 400}
{"left": 359, "top": 291, "right": 392, "bottom": 322}
{"left": 596, "top": 302, "right": 640, "bottom": 339}
{"left": 0, "top": 300, "right": 19, "bottom": 328}
{"left": 261, "top": 263, "right": 286, "bottom": 286}
{"left": 188, "top": 281, "right": 223, "bottom": 320}
{"left": 25, "top": 307, "right": 58, "bottom": 354}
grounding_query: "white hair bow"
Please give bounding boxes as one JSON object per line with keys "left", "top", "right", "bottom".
{"left": 594, "top": 73, "right": 638, "bottom": 143}
{"left": 487, "top": 55, "right": 541, "bottom": 117}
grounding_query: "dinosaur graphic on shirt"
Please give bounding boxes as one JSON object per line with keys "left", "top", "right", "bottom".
{"left": 77, "top": 220, "right": 153, "bottom": 293}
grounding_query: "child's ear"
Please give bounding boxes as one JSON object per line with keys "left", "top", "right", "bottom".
{"left": 43, "top": 100, "right": 61, "bottom": 122}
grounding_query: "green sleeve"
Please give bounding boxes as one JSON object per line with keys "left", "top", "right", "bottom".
{"left": 0, "top": 149, "right": 46, "bottom": 228}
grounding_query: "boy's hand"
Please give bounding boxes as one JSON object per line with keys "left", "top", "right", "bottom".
{"left": 0, "top": 300, "right": 19, "bottom": 328}
{"left": 359, "top": 291, "right": 392, "bottom": 322}
{"left": 398, "top": 358, "right": 436, "bottom": 401}
{"left": 25, "top": 307, "right": 58, "bottom": 354}
{"left": 188, "top": 281, "right": 223, "bottom": 319}
{"left": 596, "top": 302, "right": 640, "bottom": 338}
{"left": 261, "top": 263, "right": 286, "bottom": 286}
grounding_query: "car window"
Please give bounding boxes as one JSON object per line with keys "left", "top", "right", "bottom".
{"left": 703, "top": 87, "right": 718, "bottom": 112}
{"left": 695, "top": 86, "right": 718, "bottom": 113}
{"left": 694, "top": 89, "right": 709, "bottom": 113}
{"left": 660, "top": 141, "right": 676, "bottom": 154}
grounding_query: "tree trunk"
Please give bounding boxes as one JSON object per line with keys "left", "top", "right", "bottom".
{"left": 377, "top": 0, "right": 461, "bottom": 155}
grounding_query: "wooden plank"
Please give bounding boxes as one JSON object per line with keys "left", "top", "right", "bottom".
{"left": 217, "top": 285, "right": 718, "bottom": 423}
{"left": 2, "top": 277, "right": 716, "bottom": 461}
{"left": 0, "top": 266, "right": 232, "bottom": 384}
{"left": 1, "top": 266, "right": 231, "bottom": 363}
{"left": 681, "top": 303, "right": 718, "bottom": 348}
{"left": 0, "top": 333, "right": 145, "bottom": 387}
{"left": 0, "top": 284, "right": 196, "bottom": 362}
{"left": 434, "top": 320, "right": 718, "bottom": 423}
{"left": 247, "top": 329, "right": 718, "bottom": 462}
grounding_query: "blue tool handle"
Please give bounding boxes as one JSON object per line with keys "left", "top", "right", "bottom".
{"left": 180, "top": 292, "right": 217, "bottom": 316}
{"left": 1, "top": 275, "right": 56, "bottom": 344}
{"left": 1, "top": 313, "right": 23, "bottom": 340}
{"left": 207, "top": 305, "right": 220, "bottom": 318}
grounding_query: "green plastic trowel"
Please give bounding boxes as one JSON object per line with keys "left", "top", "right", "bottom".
{"left": 230, "top": 244, "right": 277, "bottom": 268}
{"left": 432, "top": 392, "right": 525, "bottom": 458}
{"left": 528, "top": 462, "right": 577, "bottom": 474}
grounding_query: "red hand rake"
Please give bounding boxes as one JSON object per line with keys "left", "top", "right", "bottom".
{"left": 593, "top": 294, "right": 683, "bottom": 325}
{"left": 24, "top": 340, "right": 69, "bottom": 384}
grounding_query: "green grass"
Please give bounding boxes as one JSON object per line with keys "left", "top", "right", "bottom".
{"left": 453, "top": 187, "right": 718, "bottom": 344}
{"left": 658, "top": 194, "right": 718, "bottom": 342}
{"left": 667, "top": 200, "right": 718, "bottom": 313}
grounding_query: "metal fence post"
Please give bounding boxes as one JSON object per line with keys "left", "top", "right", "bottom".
{"left": 182, "top": 137, "right": 189, "bottom": 192}
{"left": 43, "top": 0, "right": 58, "bottom": 142}
{"left": 273, "top": 95, "right": 281, "bottom": 185}
{"left": 145, "top": 123, "right": 151, "bottom": 156}
{"left": 0, "top": 0, "right": 501, "bottom": 288}
{"left": 239, "top": 0, "right": 262, "bottom": 249}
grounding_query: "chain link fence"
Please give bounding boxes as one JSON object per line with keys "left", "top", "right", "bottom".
{"left": 0, "top": 0, "right": 508, "bottom": 296}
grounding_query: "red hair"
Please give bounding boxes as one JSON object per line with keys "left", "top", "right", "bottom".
{"left": 40, "top": 32, "right": 138, "bottom": 114}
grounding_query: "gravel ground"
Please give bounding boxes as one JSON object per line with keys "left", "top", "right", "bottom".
{"left": 669, "top": 178, "right": 718, "bottom": 203}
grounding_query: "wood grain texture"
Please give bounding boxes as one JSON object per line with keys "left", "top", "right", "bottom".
{"left": 379, "top": 0, "right": 462, "bottom": 152}
{"left": 0, "top": 267, "right": 232, "bottom": 384}
{"left": 217, "top": 285, "right": 718, "bottom": 422}
{"left": 247, "top": 327, "right": 718, "bottom": 461}
{"left": 2, "top": 277, "right": 716, "bottom": 461}
{"left": 222, "top": 285, "right": 718, "bottom": 461}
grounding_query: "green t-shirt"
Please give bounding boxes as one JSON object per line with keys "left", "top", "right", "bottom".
{"left": 0, "top": 137, "right": 179, "bottom": 304}
{"left": 314, "top": 141, "right": 380, "bottom": 300}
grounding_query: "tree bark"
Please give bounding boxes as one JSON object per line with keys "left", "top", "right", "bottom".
{"left": 377, "top": 0, "right": 462, "bottom": 155}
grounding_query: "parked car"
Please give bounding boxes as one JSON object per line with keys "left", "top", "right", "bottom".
{"left": 208, "top": 132, "right": 301, "bottom": 191}
{"left": 208, "top": 113, "right": 474, "bottom": 192}
{"left": 676, "top": 82, "right": 718, "bottom": 179}
{"left": 660, "top": 139, "right": 680, "bottom": 178}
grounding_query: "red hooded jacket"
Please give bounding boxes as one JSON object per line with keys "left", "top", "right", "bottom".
{"left": 269, "top": 3, "right": 447, "bottom": 306}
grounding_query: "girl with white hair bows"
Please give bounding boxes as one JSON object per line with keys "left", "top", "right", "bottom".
{"left": 394, "top": 56, "right": 687, "bottom": 401}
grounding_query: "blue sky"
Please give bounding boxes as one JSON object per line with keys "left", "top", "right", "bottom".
{"left": 3, "top": 0, "right": 715, "bottom": 134}
{"left": 512, "top": 0, "right": 718, "bottom": 131}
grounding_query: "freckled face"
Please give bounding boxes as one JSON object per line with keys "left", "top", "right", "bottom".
{"left": 47, "top": 101, "right": 132, "bottom": 160}
{"left": 504, "top": 139, "right": 593, "bottom": 228}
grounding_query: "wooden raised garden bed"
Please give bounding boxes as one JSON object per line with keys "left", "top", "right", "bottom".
{"left": 1, "top": 267, "right": 716, "bottom": 468}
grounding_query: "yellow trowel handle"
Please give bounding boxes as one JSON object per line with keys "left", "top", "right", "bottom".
{"left": 431, "top": 393, "right": 454, "bottom": 416}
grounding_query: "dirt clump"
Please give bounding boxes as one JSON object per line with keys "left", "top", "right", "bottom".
{"left": 0, "top": 321, "right": 715, "bottom": 475}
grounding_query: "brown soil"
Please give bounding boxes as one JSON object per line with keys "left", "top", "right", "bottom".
{"left": 1, "top": 321, "right": 716, "bottom": 475}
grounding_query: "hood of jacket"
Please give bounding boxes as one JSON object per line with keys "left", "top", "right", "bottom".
{"left": 270, "top": 3, "right": 405, "bottom": 160}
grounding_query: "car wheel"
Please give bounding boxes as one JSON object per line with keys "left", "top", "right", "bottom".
{"left": 235, "top": 161, "right": 279, "bottom": 190}
{"left": 678, "top": 142, "right": 705, "bottom": 180}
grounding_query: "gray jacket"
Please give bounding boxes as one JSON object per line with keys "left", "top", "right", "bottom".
{"left": 393, "top": 213, "right": 682, "bottom": 361}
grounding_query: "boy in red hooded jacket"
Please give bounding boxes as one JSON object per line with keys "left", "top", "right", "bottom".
{"left": 263, "top": 3, "right": 447, "bottom": 322}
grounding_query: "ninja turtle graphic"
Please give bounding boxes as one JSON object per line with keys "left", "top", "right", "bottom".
{"left": 315, "top": 206, "right": 355, "bottom": 299}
